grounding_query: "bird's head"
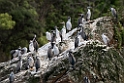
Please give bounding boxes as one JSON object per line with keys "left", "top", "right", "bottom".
{"left": 54, "top": 26, "right": 58, "bottom": 29}
{"left": 87, "top": 6, "right": 92, "bottom": 9}
{"left": 34, "top": 34, "right": 36, "bottom": 38}
{"left": 67, "top": 16, "right": 71, "bottom": 20}
{"left": 18, "top": 46, "right": 21, "bottom": 50}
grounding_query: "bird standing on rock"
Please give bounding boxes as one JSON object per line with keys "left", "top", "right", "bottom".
{"left": 68, "top": 50, "right": 76, "bottom": 69}
{"left": 16, "top": 50, "right": 22, "bottom": 72}
{"left": 110, "top": 7, "right": 118, "bottom": 20}
{"left": 86, "top": 7, "right": 91, "bottom": 21}
{"left": 53, "top": 43, "right": 59, "bottom": 57}
{"left": 55, "top": 26, "right": 61, "bottom": 43}
{"left": 74, "top": 34, "right": 79, "bottom": 49}
{"left": 35, "top": 56, "right": 41, "bottom": 72}
{"left": 21, "top": 47, "right": 27, "bottom": 55}
{"left": 79, "top": 27, "right": 88, "bottom": 41}
{"left": 78, "top": 14, "right": 86, "bottom": 27}
{"left": 28, "top": 56, "right": 35, "bottom": 71}
{"left": 9, "top": 71, "right": 14, "bottom": 83}
{"left": 29, "top": 40, "right": 34, "bottom": 53}
{"left": 29, "top": 35, "right": 39, "bottom": 53}
{"left": 66, "top": 16, "right": 72, "bottom": 32}
{"left": 46, "top": 31, "right": 52, "bottom": 42}
{"left": 83, "top": 76, "right": 90, "bottom": 83}
{"left": 47, "top": 46, "right": 54, "bottom": 60}
{"left": 10, "top": 46, "right": 21, "bottom": 59}
{"left": 101, "top": 33, "right": 110, "bottom": 46}
{"left": 32, "top": 35, "right": 39, "bottom": 53}
{"left": 51, "top": 30, "right": 56, "bottom": 43}
{"left": 60, "top": 21, "right": 66, "bottom": 41}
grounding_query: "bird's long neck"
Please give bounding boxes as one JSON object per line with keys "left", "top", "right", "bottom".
{"left": 68, "top": 18, "right": 71, "bottom": 22}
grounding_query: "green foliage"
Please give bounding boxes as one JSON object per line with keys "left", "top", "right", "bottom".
{"left": 0, "top": 0, "right": 124, "bottom": 61}
{"left": 0, "top": 13, "right": 15, "bottom": 29}
{"left": 38, "top": 35, "right": 47, "bottom": 45}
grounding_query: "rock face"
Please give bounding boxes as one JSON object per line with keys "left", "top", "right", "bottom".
{"left": 41, "top": 40, "right": 124, "bottom": 83}
{"left": 0, "top": 16, "right": 124, "bottom": 83}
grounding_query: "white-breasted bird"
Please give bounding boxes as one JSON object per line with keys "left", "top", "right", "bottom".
{"left": 29, "top": 40, "right": 34, "bottom": 53}
{"left": 61, "top": 21, "right": 66, "bottom": 41}
{"left": 9, "top": 71, "right": 15, "bottom": 83}
{"left": 66, "top": 16, "right": 72, "bottom": 32}
{"left": 21, "top": 47, "right": 27, "bottom": 55}
{"left": 55, "top": 26, "right": 61, "bottom": 43}
{"left": 78, "top": 14, "right": 86, "bottom": 27}
{"left": 84, "top": 76, "right": 90, "bottom": 83}
{"left": 28, "top": 56, "right": 35, "bottom": 70}
{"left": 46, "top": 31, "right": 52, "bottom": 42}
{"left": 10, "top": 47, "right": 21, "bottom": 59}
{"left": 53, "top": 43, "right": 59, "bottom": 57}
{"left": 86, "top": 8, "right": 91, "bottom": 21}
{"left": 110, "top": 7, "right": 117, "bottom": 20}
{"left": 16, "top": 50, "right": 22, "bottom": 72}
{"left": 101, "top": 33, "right": 110, "bottom": 46}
